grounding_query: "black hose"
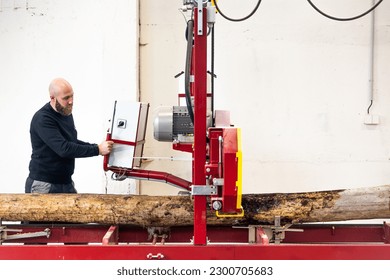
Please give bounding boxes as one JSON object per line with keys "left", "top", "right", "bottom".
{"left": 185, "top": 20, "right": 195, "bottom": 124}
{"left": 367, "top": 100, "right": 373, "bottom": 114}
{"left": 307, "top": 0, "right": 384, "bottom": 21}
{"left": 211, "top": 23, "right": 215, "bottom": 127}
{"left": 214, "top": 0, "right": 263, "bottom": 22}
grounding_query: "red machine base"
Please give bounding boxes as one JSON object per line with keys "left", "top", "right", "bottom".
{"left": 1, "top": 223, "right": 389, "bottom": 260}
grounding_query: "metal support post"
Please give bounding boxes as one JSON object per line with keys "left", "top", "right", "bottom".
{"left": 192, "top": 6, "right": 208, "bottom": 245}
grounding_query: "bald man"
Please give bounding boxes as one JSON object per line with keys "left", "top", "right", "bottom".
{"left": 25, "top": 78, "right": 114, "bottom": 193}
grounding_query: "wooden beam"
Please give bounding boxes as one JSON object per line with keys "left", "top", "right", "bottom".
{"left": 0, "top": 185, "right": 389, "bottom": 227}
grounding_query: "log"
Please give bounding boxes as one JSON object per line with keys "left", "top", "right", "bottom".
{"left": 0, "top": 185, "right": 390, "bottom": 227}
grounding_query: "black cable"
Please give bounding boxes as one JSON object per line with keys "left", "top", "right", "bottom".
{"left": 185, "top": 20, "right": 195, "bottom": 125}
{"left": 367, "top": 100, "right": 373, "bottom": 114}
{"left": 307, "top": 0, "right": 384, "bottom": 21}
{"left": 211, "top": 23, "right": 215, "bottom": 127}
{"left": 214, "top": 0, "right": 263, "bottom": 22}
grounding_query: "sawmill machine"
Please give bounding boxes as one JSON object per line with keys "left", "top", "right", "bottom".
{"left": 103, "top": 0, "right": 243, "bottom": 245}
{"left": 1, "top": 0, "right": 390, "bottom": 261}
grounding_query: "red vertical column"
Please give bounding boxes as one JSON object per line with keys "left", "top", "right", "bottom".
{"left": 192, "top": 7, "right": 208, "bottom": 245}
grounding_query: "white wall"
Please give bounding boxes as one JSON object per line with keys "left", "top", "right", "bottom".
{"left": 0, "top": 0, "right": 138, "bottom": 194}
{"left": 139, "top": 0, "right": 194, "bottom": 195}
{"left": 139, "top": 0, "right": 390, "bottom": 197}
{"left": 2, "top": 0, "right": 390, "bottom": 203}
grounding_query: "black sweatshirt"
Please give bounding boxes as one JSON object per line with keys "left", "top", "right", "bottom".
{"left": 28, "top": 102, "right": 99, "bottom": 184}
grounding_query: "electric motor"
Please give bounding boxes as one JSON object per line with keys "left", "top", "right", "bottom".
{"left": 153, "top": 106, "right": 194, "bottom": 142}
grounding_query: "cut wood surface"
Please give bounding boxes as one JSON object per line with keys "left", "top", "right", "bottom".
{"left": 1, "top": 185, "right": 390, "bottom": 227}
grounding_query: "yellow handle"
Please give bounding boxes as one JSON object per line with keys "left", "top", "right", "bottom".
{"left": 216, "top": 207, "right": 245, "bottom": 218}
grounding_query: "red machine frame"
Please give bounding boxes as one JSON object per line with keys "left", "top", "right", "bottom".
{"left": 1, "top": 3, "right": 390, "bottom": 260}
{"left": 1, "top": 223, "right": 390, "bottom": 260}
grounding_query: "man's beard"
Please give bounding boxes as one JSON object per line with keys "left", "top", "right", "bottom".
{"left": 55, "top": 99, "right": 72, "bottom": 116}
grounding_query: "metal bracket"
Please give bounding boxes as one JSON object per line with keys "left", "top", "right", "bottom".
{"left": 261, "top": 216, "right": 304, "bottom": 244}
{"left": 234, "top": 216, "right": 304, "bottom": 244}
{"left": 147, "top": 227, "right": 170, "bottom": 245}
{"left": 212, "top": 178, "right": 224, "bottom": 186}
{"left": 191, "top": 185, "right": 217, "bottom": 195}
{"left": 0, "top": 225, "right": 51, "bottom": 244}
{"left": 197, "top": 0, "right": 203, "bottom": 35}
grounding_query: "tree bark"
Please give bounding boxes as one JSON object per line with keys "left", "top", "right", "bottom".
{"left": 1, "top": 185, "right": 390, "bottom": 227}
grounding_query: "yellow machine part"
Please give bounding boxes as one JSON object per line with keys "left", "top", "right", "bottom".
{"left": 216, "top": 128, "right": 244, "bottom": 218}
{"left": 236, "top": 128, "right": 243, "bottom": 211}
